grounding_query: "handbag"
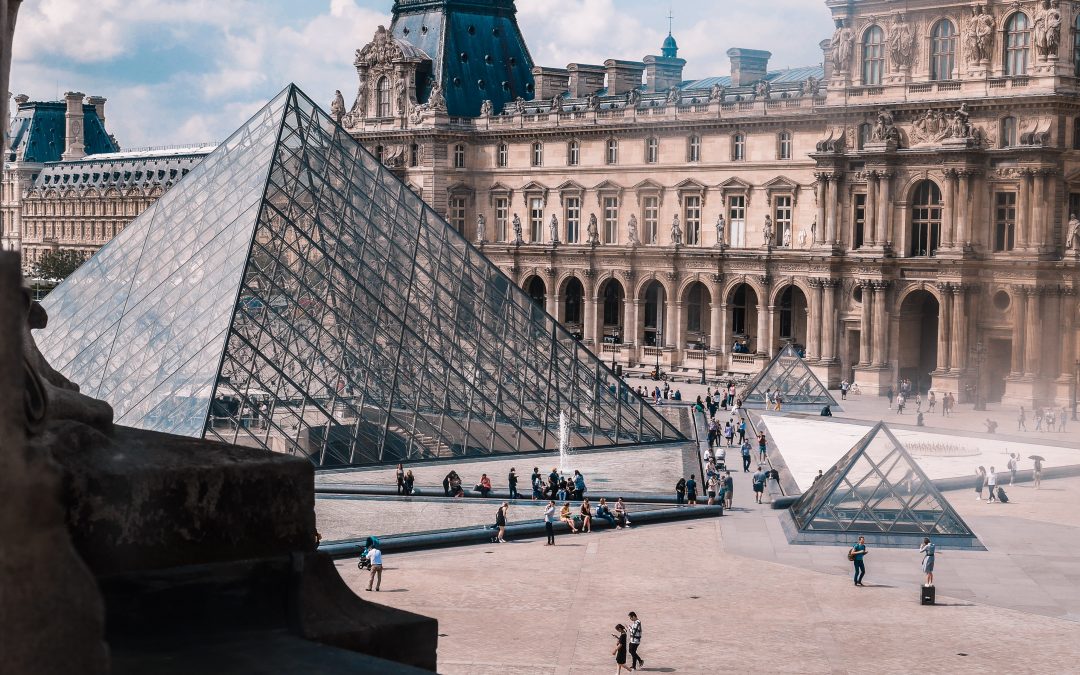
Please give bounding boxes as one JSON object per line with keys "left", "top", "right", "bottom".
{"left": 847, "top": 551, "right": 857, "bottom": 562}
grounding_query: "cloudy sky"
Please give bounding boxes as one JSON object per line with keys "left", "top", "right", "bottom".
{"left": 10, "top": 0, "right": 832, "bottom": 148}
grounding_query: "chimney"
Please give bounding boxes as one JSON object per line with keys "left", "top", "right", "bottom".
{"left": 643, "top": 54, "right": 686, "bottom": 94}
{"left": 532, "top": 67, "right": 571, "bottom": 100}
{"left": 603, "top": 59, "right": 646, "bottom": 96}
{"left": 14, "top": 93, "right": 29, "bottom": 106}
{"left": 87, "top": 95, "right": 106, "bottom": 128}
{"left": 62, "top": 91, "right": 86, "bottom": 161}
{"left": 567, "top": 63, "right": 606, "bottom": 98}
{"left": 727, "top": 49, "right": 772, "bottom": 87}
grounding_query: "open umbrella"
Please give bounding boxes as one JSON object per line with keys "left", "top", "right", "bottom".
{"left": 1028, "top": 455, "right": 1045, "bottom": 462}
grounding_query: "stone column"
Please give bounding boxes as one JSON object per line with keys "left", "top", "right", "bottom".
{"left": 936, "top": 284, "right": 952, "bottom": 372}
{"left": 943, "top": 170, "right": 957, "bottom": 249}
{"left": 814, "top": 174, "right": 827, "bottom": 245}
{"left": 767, "top": 304, "right": 778, "bottom": 358}
{"left": 672, "top": 301, "right": 685, "bottom": 360}
{"left": 1033, "top": 169, "right": 1055, "bottom": 253}
{"left": 877, "top": 172, "right": 892, "bottom": 247}
{"left": 806, "top": 279, "right": 822, "bottom": 360}
{"left": 871, "top": 281, "right": 888, "bottom": 366}
{"left": 820, "top": 279, "right": 838, "bottom": 362}
{"left": 630, "top": 299, "right": 642, "bottom": 348}
{"left": 1024, "top": 288, "right": 1041, "bottom": 376}
{"left": 664, "top": 292, "right": 677, "bottom": 349}
{"left": 958, "top": 171, "right": 975, "bottom": 249}
{"left": 546, "top": 293, "right": 560, "bottom": 322}
{"left": 1010, "top": 286, "right": 1027, "bottom": 376}
{"left": 622, "top": 295, "right": 635, "bottom": 347}
{"left": 864, "top": 172, "right": 878, "bottom": 247}
{"left": 583, "top": 276, "right": 597, "bottom": 346}
{"left": 949, "top": 285, "right": 966, "bottom": 372}
{"left": 1017, "top": 170, "right": 1031, "bottom": 250}
{"left": 825, "top": 175, "right": 839, "bottom": 246}
{"left": 1060, "top": 289, "right": 1076, "bottom": 379}
{"left": 859, "top": 281, "right": 872, "bottom": 365}
{"left": 718, "top": 303, "right": 730, "bottom": 356}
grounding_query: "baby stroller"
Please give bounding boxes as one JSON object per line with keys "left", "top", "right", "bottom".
{"left": 356, "top": 535, "right": 380, "bottom": 571}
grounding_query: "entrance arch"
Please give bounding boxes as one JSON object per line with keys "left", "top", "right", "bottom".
{"left": 727, "top": 283, "right": 759, "bottom": 353}
{"left": 562, "top": 277, "right": 584, "bottom": 338}
{"left": 642, "top": 280, "right": 666, "bottom": 346}
{"left": 773, "top": 285, "right": 808, "bottom": 354}
{"left": 897, "top": 289, "right": 939, "bottom": 393}
{"left": 524, "top": 276, "right": 546, "bottom": 308}
{"left": 682, "top": 281, "right": 712, "bottom": 349}
{"left": 598, "top": 278, "right": 625, "bottom": 342}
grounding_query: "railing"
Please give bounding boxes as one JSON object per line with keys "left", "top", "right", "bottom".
{"left": 988, "top": 78, "right": 1007, "bottom": 89}
{"left": 685, "top": 350, "right": 706, "bottom": 362}
{"left": 937, "top": 81, "right": 961, "bottom": 92}
{"left": 643, "top": 347, "right": 664, "bottom": 358}
{"left": 865, "top": 87, "right": 884, "bottom": 96}
{"left": 600, "top": 344, "right": 620, "bottom": 355}
{"left": 1011, "top": 76, "right": 1030, "bottom": 87}
{"left": 908, "top": 83, "right": 932, "bottom": 94}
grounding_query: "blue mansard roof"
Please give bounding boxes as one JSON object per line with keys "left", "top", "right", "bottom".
{"left": 6, "top": 100, "right": 118, "bottom": 164}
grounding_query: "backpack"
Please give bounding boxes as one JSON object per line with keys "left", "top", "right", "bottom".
{"left": 997, "top": 487, "right": 1009, "bottom": 503}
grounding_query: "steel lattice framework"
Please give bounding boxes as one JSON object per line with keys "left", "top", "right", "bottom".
{"left": 38, "top": 84, "right": 685, "bottom": 467}
{"left": 740, "top": 344, "right": 839, "bottom": 410}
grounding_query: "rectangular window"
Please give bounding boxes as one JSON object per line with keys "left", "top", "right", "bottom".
{"left": 497, "top": 144, "right": 508, "bottom": 167}
{"left": 449, "top": 197, "right": 466, "bottom": 235}
{"left": 410, "top": 143, "right": 419, "bottom": 167}
{"left": 532, "top": 142, "right": 544, "bottom": 167}
{"left": 643, "top": 196, "right": 659, "bottom": 245}
{"left": 728, "top": 195, "right": 746, "bottom": 248}
{"left": 529, "top": 198, "right": 544, "bottom": 243}
{"left": 646, "top": 138, "right": 659, "bottom": 164}
{"left": 994, "top": 192, "right": 1017, "bottom": 252}
{"left": 453, "top": 144, "right": 466, "bottom": 169}
{"left": 684, "top": 195, "right": 702, "bottom": 246}
{"left": 688, "top": 136, "right": 701, "bottom": 162}
{"left": 774, "top": 196, "right": 793, "bottom": 247}
{"left": 732, "top": 135, "right": 745, "bottom": 161}
{"left": 565, "top": 197, "right": 581, "bottom": 244}
{"left": 568, "top": 141, "right": 580, "bottom": 166}
{"left": 495, "top": 197, "right": 509, "bottom": 242}
{"left": 853, "top": 193, "right": 866, "bottom": 249}
{"left": 606, "top": 140, "right": 618, "bottom": 165}
{"left": 603, "top": 197, "right": 619, "bottom": 244}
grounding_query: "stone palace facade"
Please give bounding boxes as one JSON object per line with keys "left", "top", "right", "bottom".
{"left": 339, "top": 0, "right": 1080, "bottom": 410}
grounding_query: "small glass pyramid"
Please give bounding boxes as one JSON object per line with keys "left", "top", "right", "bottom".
{"left": 740, "top": 344, "right": 838, "bottom": 410}
{"left": 36, "top": 84, "right": 685, "bottom": 467}
{"left": 790, "top": 423, "right": 976, "bottom": 538}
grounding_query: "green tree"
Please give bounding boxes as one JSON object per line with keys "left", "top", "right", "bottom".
{"left": 31, "top": 249, "right": 87, "bottom": 281}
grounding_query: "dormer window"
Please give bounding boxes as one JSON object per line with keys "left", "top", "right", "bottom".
{"left": 376, "top": 76, "right": 391, "bottom": 117}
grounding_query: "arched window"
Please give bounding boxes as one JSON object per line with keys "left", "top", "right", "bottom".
{"left": 686, "top": 283, "right": 706, "bottom": 333}
{"left": 731, "top": 285, "right": 748, "bottom": 336}
{"left": 497, "top": 142, "right": 508, "bottom": 167}
{"left": 778, "top": 131, "right": 793, "bottom": 160}
{"left": 531, "top": 141, "right": 544, "bottom": 167}
{"left": 732, "top": 133, "right": 746, "bottom": 161}
{"left": 930, "top": 20, "right": 957, "bottom": 81}
{"left": 645, "top": 137, "right": 659, "bottom": 164}
{"left": 910, "top": 181, "right": 943, "bottom": 257}
{"left": 564, "top": 278, "right": 584, "bottom": 326}
{"left": 568, "top": 140, "right": 580, "bottom": 166}
{"left": 601, "top": 281, "right": 624, "bottom": 330}
{"left": 778, "top": 287, "right": 796, "bottom": 339}
{"left": 376, "top": 76, "right": 391, "bottom": 117}
{"left": 1004, "top": 13, "right": 1031, "bottom": 76}
{"left": 688, "top": 135, "right": 701, "bottom": 162}
{"left": 862, "top": 25, "right": 885, "bottom": 85}
{"left": 606, "top": 139, "right": 619, "bottom": 165}
{"left": 1000, "top": 116, "right": 1018, "bottom": 148}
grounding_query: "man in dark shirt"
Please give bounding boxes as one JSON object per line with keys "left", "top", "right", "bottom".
{"left": 850, "top": 536, "right": 868, "bottom": 586}
{"left": 508, "top": 468, "right": 519, "bottom": 499}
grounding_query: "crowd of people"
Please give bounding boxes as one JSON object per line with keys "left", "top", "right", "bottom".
{"left": 543, "top": 496, "right": 633, "bottom": 545}
{"left": 1017, "top": 406, "right": 1070, "bottom": 433}
{"left": 630, "top": 381, "right": 683, "bottom": 404}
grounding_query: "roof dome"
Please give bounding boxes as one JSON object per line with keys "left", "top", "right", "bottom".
{"left": 662, "top": 33, "right": 678, "bottom": 58}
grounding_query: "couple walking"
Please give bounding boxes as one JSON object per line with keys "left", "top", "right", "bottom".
{"left": 612, "top": 611, "right": 644, "bottom": 673}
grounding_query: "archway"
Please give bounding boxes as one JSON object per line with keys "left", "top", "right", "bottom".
{"left": 682, "top": 281, "right": 712, "bottom": 350}
{"left": 773, "top": 285, "right": 808, "bottom": 355}
{"left": 642, "top": 280, "right": 666, "bottom": 347}
{"left": 562, "top": 277, "right": 584, "bottom": 338}
{"left": 524, "top": 276, "right": 546, "bottom": 309}
{"left": 599, "top": 278, "right": 625, "bottom": 343}
{"left": 897, "top": 290, "right": 939, "bottom": 394}
{"left": 728, "top": 283, "right": 759, "bottom": 354}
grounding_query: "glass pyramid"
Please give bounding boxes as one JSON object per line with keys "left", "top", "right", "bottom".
{"left": 36, "top": 84, "right": 685, "bottom": 467}
{"left": 790, "top": 423, "right": 976, "bottom": 538}
{"left": 740, "top": 344, "right": 838, "bottom": 410}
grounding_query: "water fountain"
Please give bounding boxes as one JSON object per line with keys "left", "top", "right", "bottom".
{"left": 558, "top": 411, "right": 571, "bottom": 473}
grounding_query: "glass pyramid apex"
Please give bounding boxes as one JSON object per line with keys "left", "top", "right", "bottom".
{"left": 790, "top": 422, "right": 977, "bottom": 539}
{"left": 37, "top": 84, "right": 685, "bottom": 467}
{"left": 741, "top": 344, "right": 838, "bottom": 410}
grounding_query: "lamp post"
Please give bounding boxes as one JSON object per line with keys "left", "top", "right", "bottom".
{"left": 700, "top": 334, "right": 708, "bottom": 385}
{"left": 969, "top": 339, "right": 987, "bottom": 412}
{"left": 611, "top": 327, "right": 620, "bottom": 373}
{"left": 655, "top": 329, "right": 663, "bottom": 380}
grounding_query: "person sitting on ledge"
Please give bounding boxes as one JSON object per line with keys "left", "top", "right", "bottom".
{"left": 448, "top": 471, "right": 464, "bottom": 498}
{"left": 984, "top": 418, "right": 998, "bottom": 434}
{"left": 595, "top": 498, "right": 618, "bottom": 527}
{"left": 476, "top": 473, "right": 492, "bottom": 498}
{"left": 820, "top": 404, "right": 833, "bottom": 417}
{"left": 559, "top": 502, "right": 579, "bottom": 533}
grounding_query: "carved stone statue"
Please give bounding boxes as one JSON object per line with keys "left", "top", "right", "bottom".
{"left": 831, "top": 19, "right": 856, "bottom": 72}
{"left": 889, "top": 12, "right": 917, "bottom": 69}
{"left": 754, "top": 80, "right": 771, "bottom": 100}
{"left": 476, "top": 214, "right": 487, "bottom": 243}
{"left": 870, "top": 109, "right": 901, "bottom": 144}
{"left": 627, "top": 214, "right": 640, "bottom": 246}
{"left": 586, "top": 214, "right": 600, "bottom": 245}
{"left": 626, "top": 89, "right": 641, "bottom": 106}
{"left": 1033, "top": 0, "right": 1062, "bottom": 59}
{"left": 585, "top": 93, "right": 598, "bottom": 111}
{"left": 330, "top": 90, "right": 346, "bottom": 124}
{"left": 549, "top": 214, "right": 560, "bottom": 244}
{"left": 427, "top": 82, "right": 447, "bottom": 112}
{"left": 709, "top": 83, "right": 725, "bottom": 103}
{"left": 512, "top": 214, "right": 523, "bottom": 245}
{"left": 714, "top": 214, "right": 726, "bottom": 248}
{"left": 763, "top": 216, "right": 774, "bottom": 248}
{"left": 800, "top": 76, "right": 820, "bottom": 97}
{"left": 810, "top": 218, "right": 817, "bottom": 243}
{"left": 513, "top": 96, "right": 527, "bottom": 114}
{"left": 782, "top": 227, "right": 792, "bottom": 248}
{"left": 966, "top": 5, "right": 996, "bottom": 64}
{"left": 1067, "top": 213, "right": 1080, "bottom": 252}
{"left": 670, "top": 215, "right": 682, "bottom": 246}
{"left": 666, "top": 87, "right": 680, "bottom": 105}
{"left": 480, "top": 99, "right": 494, "bottom": 118}
{"left": 798, "top": 229, "right": 808, "bottom": 248}
{"left": 549, "top": 95, "right": 564, "bottom": 113}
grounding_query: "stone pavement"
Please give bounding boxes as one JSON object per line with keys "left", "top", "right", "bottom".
{"left": 338, "top": 510, "right": 1080, "bottom": 674}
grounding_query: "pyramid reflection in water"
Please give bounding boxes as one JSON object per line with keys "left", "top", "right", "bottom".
{"left": 37, "top": 85, "right": 685, "bottom": 467}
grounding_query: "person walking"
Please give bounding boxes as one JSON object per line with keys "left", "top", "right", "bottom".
{"left": 364, "top": 537, "right": 383, "bottom": 591}
{"left": 531, "top": 467, "right": 542, "bottom": 500}
{"left": 627, "top": 612, "right": 644, "bottom": 670}
{"left": 1018, "top": 407, "right": 1027, "bottom": 431}
{"left": 915, "top": 393, "right": 922, "bottom": 413}
{"left": 612, "top": 624, "right": 631, "bottom": 674}
{"left": 706, "top": 475, "right": 719, "bottom": 506}
{"left": 928, "top": 391, "right": 936, "bottom": 413}
{"left": 544, "top": 500, "right": 556, "bottom": 545}
{"left": 752, "top": 466, "right": 767, "bottom": 504}
{"left": 738, "top": 419, "right": 747, "bottom": 445}
{"left": 887, "top": 386, "right": 894, "bottom": 410}
{"left": 1060, "top": 406, "right": 1068, "bottom": 432}
{"left": 849, "top": 536, "right": 868, "bottom": 587}
{"left": 840, "top": 380, "right": 849, "bottom": 400}
{"left": 974, "top": 466, "right": 986, "bottom": 501}
{"left": 896, "top": 392, "right": 906, "bottom": 415}
{"left": 675, "top": 477, "right": 686, "bottom": 504}
{"left": 494, "top": 502, "right": 509, "bottom": 543}
{"left": 741, "top": 439, "right": 752, "bottom": 472}
{"left": 986, "top": 466, "right": 997, "bottom": 503}
{"left": 404, "top": 469, "right": 415, "bottom": 495}
{"left": 723, "top": 420, "right": 734, "bottom": 447}
{"left": 686, "top": 474, "right": 698, "bottom": 506}
{"left": 1033, "top": 457, "right": 1043, "bottom": 489}
{"left": 919, "top": 538, "right": 936, "bottom": 586}
{"left": 1007, "top": 454, "right": 1018, "bottom": 486}
{"left": 723, "top": 471, "right": 734, "bottom": 509}
{"left": 395, "top": 463, "right": 405, "bottom": 496}
{"left": 508, "top": 467, "right": 519, "bottom": 499}
{"left": 1034, "top": 409, "right": 1043, "bottom": 431}
{"left": 757, "top": 433, "right": 768, "bottom": 463}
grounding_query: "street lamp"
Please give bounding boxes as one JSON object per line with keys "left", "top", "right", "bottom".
{"left": 969, "top": 339, "right": 987, "bottom": 412}
{"left": 654, "top": 329, "right": 663, "bottom": 380}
